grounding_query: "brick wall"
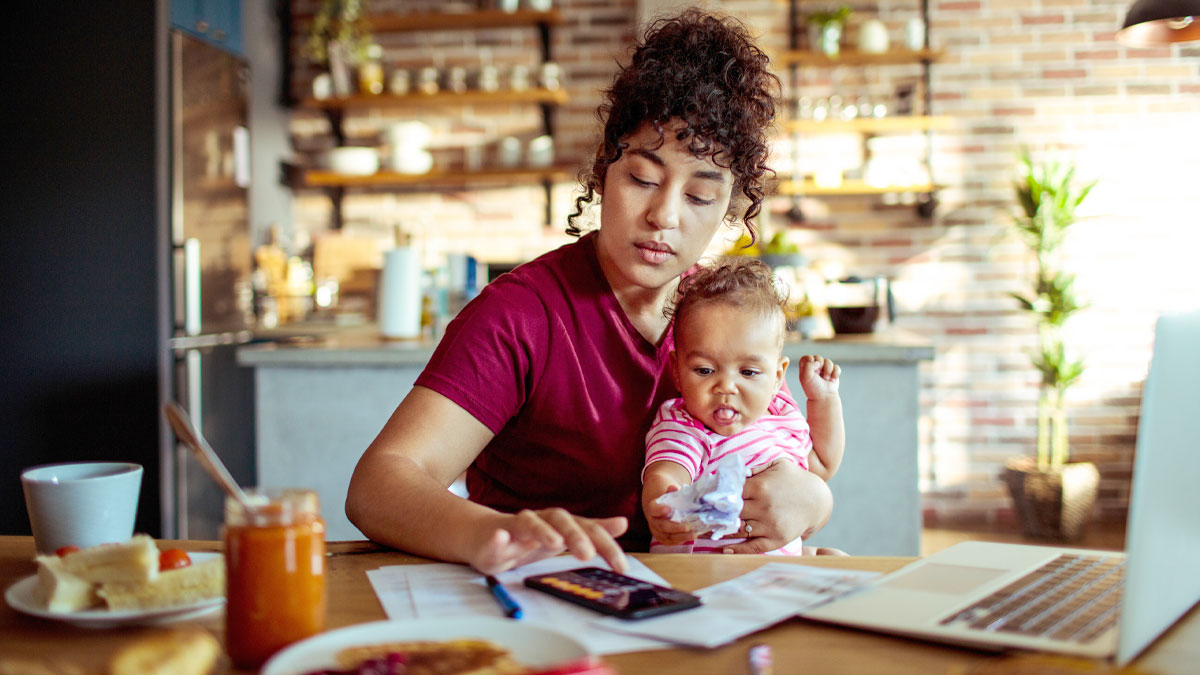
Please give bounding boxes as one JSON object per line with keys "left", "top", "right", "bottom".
{"left": 286, "top": 0, "right": 1200, "bottom": 527}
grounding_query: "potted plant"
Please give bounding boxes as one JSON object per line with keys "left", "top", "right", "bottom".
{"left": 806, "top": 6, "right": 852, "bottom": 57}
{"left": 1002, "top": 148, "right": 1099, "bottom": 541}
{"left": 306, "top": 0, "right": 377, "bottom": 97}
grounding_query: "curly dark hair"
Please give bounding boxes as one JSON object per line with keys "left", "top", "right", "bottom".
{"left": 669, "top": 257, "right": 789, "bottom": 343}
{"left": 566, "top": 8, "right": 780, "bottom": 242}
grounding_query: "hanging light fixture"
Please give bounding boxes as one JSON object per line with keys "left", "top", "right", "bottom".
{"left": 1117, "top": 0, "right": 1200, "bottom": 45}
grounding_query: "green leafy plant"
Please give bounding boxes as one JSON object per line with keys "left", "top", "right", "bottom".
{"left": 806, "top": 6, "right": 852, "bottom": 28}
{"left": 306, "top": 0, "right": 376, "bottom": 66}
{"left": 1009, "top": 148, "right": 1096, "bottom": 471}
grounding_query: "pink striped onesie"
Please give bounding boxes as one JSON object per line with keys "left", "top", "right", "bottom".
{"left": 643, "top": 390, "right": 813, "bottom": 555}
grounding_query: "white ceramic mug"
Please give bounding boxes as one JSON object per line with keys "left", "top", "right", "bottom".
{"left": 21, "top": 462, "right": 143, "bottom": 554}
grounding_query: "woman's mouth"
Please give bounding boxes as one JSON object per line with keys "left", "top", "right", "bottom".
{"left": 636, "top": 242, "right": 674, "bottom": 265}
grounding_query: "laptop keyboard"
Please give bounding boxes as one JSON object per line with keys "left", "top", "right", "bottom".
{"left": 939, "top": 553, "right": 1125, "bottom": 643}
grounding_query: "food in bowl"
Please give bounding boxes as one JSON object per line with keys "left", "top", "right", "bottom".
{"left": 302, "top": 639, "right": 525, "bottom": 675}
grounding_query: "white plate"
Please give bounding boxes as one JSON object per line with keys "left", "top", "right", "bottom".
{"left": 262, "top": 617, "right": 590, "bottom": 675}
{"left": 4, "top": 552, "right": 224, "bottom": 629}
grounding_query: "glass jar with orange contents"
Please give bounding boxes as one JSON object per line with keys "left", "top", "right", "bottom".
{"left": 223, "top": 488, "right": 326, "bottom": 669}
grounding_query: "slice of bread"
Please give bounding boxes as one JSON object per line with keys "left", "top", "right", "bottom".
{"left": 33, "top": 555, "right": 100, "bottom": 612}
{"left": 109, "top": 628, "right": 221, "bottom": 675}
{"left": 98, "top": 556, "right": 224, "bottom": 611}
{"left": 60, "top": 534, "right": 159, "bottom": 584}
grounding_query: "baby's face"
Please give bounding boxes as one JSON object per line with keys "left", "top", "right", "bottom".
{"left": 671, "top": 302, "right": 787, "bottom": 436}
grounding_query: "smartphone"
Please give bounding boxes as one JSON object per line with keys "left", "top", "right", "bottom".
{"left": 523, "top": 567, "right": 702, "bottom": 620}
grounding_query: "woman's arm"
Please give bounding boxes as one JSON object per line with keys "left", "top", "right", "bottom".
{"left": 345, "top": 386, "right": 628, "bottom": 574}
{"left": 718, "top": 459, "right": 833, "bottom": 554}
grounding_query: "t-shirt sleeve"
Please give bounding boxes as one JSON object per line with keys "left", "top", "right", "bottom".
{"left": 415, "top": 277, "right": 548, "bottom": 434}
{"left": 643, "top": 400, "right": 704, "bottom": 482}
{"left": 769, "top": 389, "right": 814, "bottom": 460}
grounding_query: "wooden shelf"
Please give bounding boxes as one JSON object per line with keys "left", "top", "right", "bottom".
{"left": 294, "top": 9, "right": 564, "bottom": 32}
{"left": 299, "top": 164, "right": 575, "bottom": 189}
{"left": 301, "top": 88, "right": 569, "bottom": 111}
{"left": 776, "top": 48, "right": 944, "bottom": 67}
{"left": 776, "top": 179, "right": 939, "bottom": 196}
{"left": 785, "top": 116, "right": 952, "bottom": 133}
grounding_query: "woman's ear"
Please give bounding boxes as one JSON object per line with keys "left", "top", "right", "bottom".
{"left": 669, "top": 350, "right": 680, "bottom": 389}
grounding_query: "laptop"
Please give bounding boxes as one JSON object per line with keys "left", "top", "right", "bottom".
{"left": 802, "top": 311, "right": 1200, "bottom": 664}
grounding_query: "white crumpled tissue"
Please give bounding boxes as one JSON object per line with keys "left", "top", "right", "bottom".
{"left": 654, "top": 453, "right": 749, "bottom": 538}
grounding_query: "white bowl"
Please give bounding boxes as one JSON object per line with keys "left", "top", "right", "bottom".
{"left": 327, "top": 147, "right": 379, "bottom": 175}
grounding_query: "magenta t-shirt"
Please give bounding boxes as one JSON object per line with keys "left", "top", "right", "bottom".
{"left": 415, "top": 232, "right": 676, "bottom": 550}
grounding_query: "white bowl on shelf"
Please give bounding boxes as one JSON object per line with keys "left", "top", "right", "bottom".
{"left": 326, "top": 147, "right": 379, "bottom": 175}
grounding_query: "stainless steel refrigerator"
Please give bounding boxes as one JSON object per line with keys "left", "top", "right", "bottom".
{"left": 162, "top": 30, "right": 256, "bottom": 539}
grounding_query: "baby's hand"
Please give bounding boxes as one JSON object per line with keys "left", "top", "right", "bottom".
{"left": 643, "top": 485, "right": 698, "bottom": 546}
{"left": 798, "top": 354, "right": 841, "bottom": 400}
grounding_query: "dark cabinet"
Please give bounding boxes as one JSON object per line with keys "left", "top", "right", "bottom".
{"left": 171, "top": 0, "right": 243, "bottom": 56}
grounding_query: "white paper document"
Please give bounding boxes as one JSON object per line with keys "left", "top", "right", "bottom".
{"left": 366, "top": 558, "right": 879, "bottom": 654}
{"left": 590, "top": 562, "right": 880, "bottom": 649}
{"left": 366, "top": 556, "right": 674, "bottom": 655}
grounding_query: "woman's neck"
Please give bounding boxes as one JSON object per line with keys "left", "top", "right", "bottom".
{"left": 611, "top": 278, "right": 677, "bottom": 346}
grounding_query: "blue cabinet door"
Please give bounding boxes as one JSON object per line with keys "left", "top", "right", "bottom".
{"left": 170, "top": 0, "right": 243, "bottom": 56}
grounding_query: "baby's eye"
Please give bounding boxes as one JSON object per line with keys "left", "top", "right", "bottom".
{"left": 693, "top": 367, "right": 714, "bottom": 376}
{"left": 741, "top": 369, "right": 761, "bottom": 378}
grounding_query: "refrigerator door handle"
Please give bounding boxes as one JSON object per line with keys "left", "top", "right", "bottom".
{"left": 183, "top": 238, "right": 201, "bottom": 336}
{"left": 176, "top": 348, "right": 204, "bottom": 540}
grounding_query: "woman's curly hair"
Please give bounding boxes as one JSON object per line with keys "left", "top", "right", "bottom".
{"left": 566, "top": 9, "right": 780, "bottom": 242}
{"left": 668, "top": 257, "right": 789, "bottom": 343}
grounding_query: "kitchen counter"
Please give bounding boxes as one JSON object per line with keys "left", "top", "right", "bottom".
{"left": 239, "top": 324, "right": 934, "bottom": 366}
{"left": 239, "top": 326, "right": 933, "bottom": 554}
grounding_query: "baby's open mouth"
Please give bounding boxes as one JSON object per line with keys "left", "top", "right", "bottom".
{"left": 712, "top": 407, "right": 739, "bottom": 425}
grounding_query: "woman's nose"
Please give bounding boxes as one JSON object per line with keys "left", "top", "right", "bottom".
{"left": 647, "top": 190, "right": 680, "bottom": 230}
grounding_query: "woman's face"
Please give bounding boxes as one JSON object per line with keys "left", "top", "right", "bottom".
{"left": 595, "top": 120, "right": 734, "bottom": 296}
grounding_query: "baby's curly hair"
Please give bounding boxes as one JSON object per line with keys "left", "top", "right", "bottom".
{"left": 567, "top": 8, "right": 780, "bottom": 242}
{"left": 669, "top": 257, "right": 790, "bottom": 346}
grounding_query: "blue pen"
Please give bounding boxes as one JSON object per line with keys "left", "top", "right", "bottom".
{"left": 485, "top": 575, "right": 523, "bottom": 619}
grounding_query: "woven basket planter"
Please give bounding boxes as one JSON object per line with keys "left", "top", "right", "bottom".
{"left": 1002, "top": 457, "right": 1100, "bottom": 542}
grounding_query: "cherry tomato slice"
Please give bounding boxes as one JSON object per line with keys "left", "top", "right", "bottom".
{"left": 54, "top": 546, "right": 80, "bottom": 557}
{"left": 159, "top": 548, "right": 192, "bottom": 570}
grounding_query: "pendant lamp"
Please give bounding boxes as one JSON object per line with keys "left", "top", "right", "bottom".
{"left": 1116, "top": 0, "right": 1200, "bottom": 45}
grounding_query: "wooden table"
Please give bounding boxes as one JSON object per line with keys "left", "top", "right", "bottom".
{"left": 1, "top": 536, "right": 1196, "bottom": 674}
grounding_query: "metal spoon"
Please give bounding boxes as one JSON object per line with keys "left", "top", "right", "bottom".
{"left": 163, "top": 401, "right": 253, "bottom": 511}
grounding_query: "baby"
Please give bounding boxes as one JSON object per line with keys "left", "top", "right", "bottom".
{"left": 642, "top": 257, "right": 845, "bottom": 554}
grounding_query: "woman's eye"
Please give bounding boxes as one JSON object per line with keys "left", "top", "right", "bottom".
{"left": 687, "top": 194, "right": 716, "bottom": 206}
{"left": 630, "top": 174, "right": 655, "bottom": 187}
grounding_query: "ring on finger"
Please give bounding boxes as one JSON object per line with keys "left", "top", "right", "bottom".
{"left": 745, "top": 522, "right": 753, "bottom": 535}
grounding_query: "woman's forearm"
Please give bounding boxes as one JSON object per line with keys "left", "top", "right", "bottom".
{"left": 346, "top": 451, "right": 502, "bottom": 564}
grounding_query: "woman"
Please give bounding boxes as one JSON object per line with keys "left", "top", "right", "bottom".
{"left": 346, "top": 8, "right": 833, "bottom": 575}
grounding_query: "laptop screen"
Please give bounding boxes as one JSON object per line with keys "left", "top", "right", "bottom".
{"left": 1117, "top": 311, "right": 1200, "bottom": 665}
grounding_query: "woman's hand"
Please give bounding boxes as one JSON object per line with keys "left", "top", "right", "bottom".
{"left": 469, "top": 508, "right": 629, "bottom": 576}
{"left": 719, "top": 459, "right": 833, "bottom": 554}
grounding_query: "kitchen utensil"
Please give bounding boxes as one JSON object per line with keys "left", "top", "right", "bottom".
{"left": 326, "top": 147, "right": 379, "bottom": 175}
{"left": 164, "top": 401, "right": 253, "bottom": 511}
{"left": 826, "top": 276, "right": 894, "bottom": 334}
